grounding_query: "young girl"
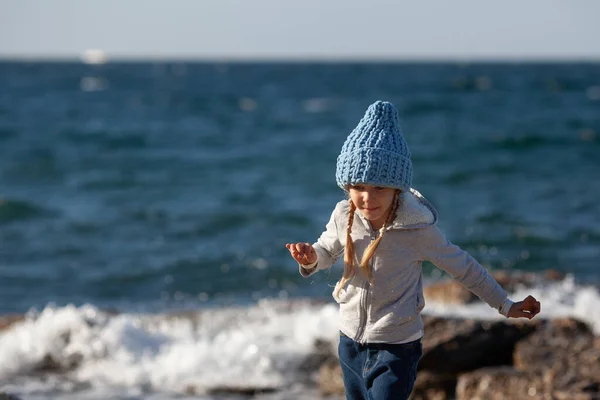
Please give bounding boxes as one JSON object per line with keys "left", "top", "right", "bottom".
{"left": 286, "top": 101, "right": 541, "bottom": 400}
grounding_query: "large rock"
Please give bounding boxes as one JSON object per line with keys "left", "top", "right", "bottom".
{"left": 419, "top": 316, "right": 539, "bottom": 374}
{"left": 456, "top": 367, "right": 548, "bottom": 400}
{"left": 451, "top": 317, "right": 599, "bottom": 399}
{"left": 513, "top": 318, "right": 600, "bottom": 395}
{"left": 456, "top": 366, "right": 599, "bottom": 400}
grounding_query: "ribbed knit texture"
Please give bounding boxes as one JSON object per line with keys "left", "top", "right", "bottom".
{"left": 336, "top": 101, "right": 413, "bottom": 191}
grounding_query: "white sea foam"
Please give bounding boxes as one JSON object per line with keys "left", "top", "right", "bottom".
{"left": 1, "top": 276, "right": 599, "bottom": 399}
{"left": 0, "top": 299, "right": 339, "bottom": 398}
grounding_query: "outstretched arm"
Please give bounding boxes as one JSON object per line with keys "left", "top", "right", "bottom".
{"left": 418, "top": 225, "right": 541, "bottom": 319}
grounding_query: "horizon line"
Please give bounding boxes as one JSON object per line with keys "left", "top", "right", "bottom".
{"left": 1, "top": 54, "right": 600, "bottom": 64}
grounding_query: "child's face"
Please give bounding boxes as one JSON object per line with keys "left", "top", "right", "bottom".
{"left": 348, "top": 185, "right": 397, "bottom": 230}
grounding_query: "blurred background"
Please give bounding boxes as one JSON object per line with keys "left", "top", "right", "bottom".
{"left": 0, "top": 1, "right": 599, "bottom": 399}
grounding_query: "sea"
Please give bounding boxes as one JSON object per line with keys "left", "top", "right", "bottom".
{"left": 0, "top": 61, "right": 599, "bottom": 399}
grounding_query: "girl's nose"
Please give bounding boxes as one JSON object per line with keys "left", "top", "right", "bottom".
{"left": 362, "top": 189, "right": 372, "bottom": 201}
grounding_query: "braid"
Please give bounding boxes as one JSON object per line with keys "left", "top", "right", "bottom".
{"left": 335, "top": 200, "right": 356, "bottom": 297}
{"left": 334, "top": 190, "right": 400, "bottom": 296}
{"left": 359, "top": 190, "right": 400, "bottom": 282}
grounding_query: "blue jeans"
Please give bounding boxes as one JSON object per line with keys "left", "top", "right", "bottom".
{"left": 338, "top": 332, "right": 422, "bottom": 400}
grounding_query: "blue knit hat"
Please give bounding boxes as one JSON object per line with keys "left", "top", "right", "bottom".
{"left": 336, "top": 101, "right": 412, "bottom": 191}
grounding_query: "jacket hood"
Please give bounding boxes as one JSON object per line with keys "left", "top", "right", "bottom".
{"left": 390, "top": 188, "right": 437, "bottom": 229}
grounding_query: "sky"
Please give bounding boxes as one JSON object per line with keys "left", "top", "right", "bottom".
{"left": 1, "top": 0, "right": 599, "bottom": 61}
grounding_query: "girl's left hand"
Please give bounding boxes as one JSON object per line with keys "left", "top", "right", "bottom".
{"left": 507, "top": 295, "right": 541, "bottom": 319}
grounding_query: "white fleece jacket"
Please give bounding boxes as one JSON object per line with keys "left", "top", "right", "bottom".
{"left": 300, "top": 189, "right": 513, "bottom": 344}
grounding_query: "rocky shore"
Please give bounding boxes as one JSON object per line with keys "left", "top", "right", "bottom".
{"left": 313, "top": 270, "right": 600, "bottom": 400}
{"left": 1, "top": 270, "right": 598, "bottom": 400}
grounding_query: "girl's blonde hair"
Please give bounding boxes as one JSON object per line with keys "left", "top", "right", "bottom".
{"left": 334, "top": 190, "right": 400, "bottom": 297}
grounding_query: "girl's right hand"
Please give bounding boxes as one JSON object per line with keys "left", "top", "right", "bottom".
{"left": 285, "top": 242, "right": 317, "bottom": 266}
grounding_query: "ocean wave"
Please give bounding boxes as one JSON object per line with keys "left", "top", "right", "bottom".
{"left": 0, "top": 299, "right": 338, "bottom": 398}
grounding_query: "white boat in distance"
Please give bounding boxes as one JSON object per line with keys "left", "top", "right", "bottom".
{"left": 81, "top": 49, "right": 108, "bottom": 65}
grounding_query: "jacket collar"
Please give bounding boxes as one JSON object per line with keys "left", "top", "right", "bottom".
{"left": 354, "top": 188, "right": 437, "bottom": 231}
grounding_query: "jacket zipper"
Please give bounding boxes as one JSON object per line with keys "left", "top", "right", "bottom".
{"left": 355, "top": 224, "right": 377, "bottom": 343}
